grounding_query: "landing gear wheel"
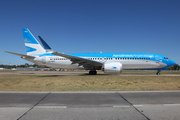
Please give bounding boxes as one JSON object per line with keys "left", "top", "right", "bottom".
{"left": 156, "top": 72, "right": 160, "bottom": 75}
{"left": 89, "top": 71, "right": 97, "bottom": 75}
{"left": 156, "top": 70, "right": 160, "bottom": 75}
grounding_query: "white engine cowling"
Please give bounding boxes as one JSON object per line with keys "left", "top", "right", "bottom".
{"left": 102, "top": 62, "right": 122, "bottom": 73}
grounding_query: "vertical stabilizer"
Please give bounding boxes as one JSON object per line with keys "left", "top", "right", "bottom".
{"left": 22, "top": 28, "right": 46, "bottom": 55}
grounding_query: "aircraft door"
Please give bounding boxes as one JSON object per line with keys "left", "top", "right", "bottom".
{"left": 42, "top": 56, "right": 46, "bottom": 64}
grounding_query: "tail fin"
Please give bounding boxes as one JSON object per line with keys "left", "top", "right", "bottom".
{"left": 22, "top": 28, "right": 46, "bottom": 55}
{"left": 38, "top": 36, "right": 54, "bottom": 53}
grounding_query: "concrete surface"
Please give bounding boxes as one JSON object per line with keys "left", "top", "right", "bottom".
{"left": 0, "top": 91, "right": 180, "bottom": 120}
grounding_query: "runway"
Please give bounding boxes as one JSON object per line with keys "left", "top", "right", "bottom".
{"left": 0, "top": 91, "right": 180, "bottom": 120}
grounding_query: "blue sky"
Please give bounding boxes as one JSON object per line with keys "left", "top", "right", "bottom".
{"left": 0, "top": 0, "right": 180, "bottom": 65}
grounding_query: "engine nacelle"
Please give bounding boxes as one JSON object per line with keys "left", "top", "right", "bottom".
{"left": 102, "top": 62, "right": 122, "bottom": 73}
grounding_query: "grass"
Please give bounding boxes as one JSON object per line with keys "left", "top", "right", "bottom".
{"left": 0, "top": 74, "right": 180, "bottom": 91}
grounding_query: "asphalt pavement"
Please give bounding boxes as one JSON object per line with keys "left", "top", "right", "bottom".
{"left": 0, "top": 91, "right": 180, "bottom": 120}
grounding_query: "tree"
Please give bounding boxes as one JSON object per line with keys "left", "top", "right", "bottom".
{"left": 167, "top": 64, "right": 179, "bottom": 70}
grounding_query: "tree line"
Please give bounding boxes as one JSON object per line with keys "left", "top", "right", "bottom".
{"left": 0, "top": 64, "right": 42, "bottom": 69}
{"left": 167, "top": 64, "right": 180, "bottom": 70}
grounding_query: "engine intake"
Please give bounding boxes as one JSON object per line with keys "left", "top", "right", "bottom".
{"left": 102, "top": 62, "right": 122, "bottom": 73}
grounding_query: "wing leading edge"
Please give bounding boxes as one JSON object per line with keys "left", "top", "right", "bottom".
{"left": 52, "top": 52, "right": 102, "bottom": 70}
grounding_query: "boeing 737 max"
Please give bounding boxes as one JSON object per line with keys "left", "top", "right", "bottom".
{"left": 4, "top": 28, "right": 176, "bottom": 75}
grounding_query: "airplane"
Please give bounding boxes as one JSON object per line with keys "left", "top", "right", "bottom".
{"left": 4, "top": 28, "right": 176, "bottom": 75}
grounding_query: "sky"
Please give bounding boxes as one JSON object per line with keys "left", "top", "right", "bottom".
{"left": 0, "top": 0, "right": 180, "bottom": 65}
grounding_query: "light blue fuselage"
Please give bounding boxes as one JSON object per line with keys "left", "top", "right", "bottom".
{"left": 32, "top": 52, "right": 175, "bottom": 70}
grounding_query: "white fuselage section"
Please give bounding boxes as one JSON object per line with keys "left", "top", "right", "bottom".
{"left": 24, "top": 56, "right": 167, "bottom": 70}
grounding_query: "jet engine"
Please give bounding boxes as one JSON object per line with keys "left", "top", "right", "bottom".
{"left": 102, "top": 62, "right": 122, "bottom": 73}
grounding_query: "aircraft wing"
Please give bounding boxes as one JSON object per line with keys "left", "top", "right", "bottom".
{"left": 4, "top": 51, "right": 35, "bottom": 59}
{"left": 52, "top": 52, "right": 102, "bottom": 70}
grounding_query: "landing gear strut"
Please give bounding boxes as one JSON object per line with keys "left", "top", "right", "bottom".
{"left": 156, "top": 70, "right": 161, "bottom": 75}
{"left": 89, "top": 70, "right": 97, "bottom": 75}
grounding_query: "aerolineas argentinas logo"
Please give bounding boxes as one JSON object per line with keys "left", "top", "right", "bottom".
{"left": 112, "top": 66, "right": 117, "bottom": 69}
{"left": 113, "top": 54, "right": 154, "bottom": 58}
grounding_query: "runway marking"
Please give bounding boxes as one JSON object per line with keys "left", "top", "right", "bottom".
{"left": 35, "top": 106, "right": 67, "bottom": 109}
{"left": 164, "top": 104, "right": 180, "bottom": 106}
{"left": 134, "top": 105, "right": 143, "bottom": 107}
{"left": 113, "top": 105, "right": 130, "bottom": 108}
{"left": 113, "top": 105, "right": 144, "bottom": 108}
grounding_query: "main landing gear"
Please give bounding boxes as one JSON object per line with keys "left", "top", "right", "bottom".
{"left": 156, "top": 70, "right": 161, "bottom": 75}
{"left": 89, "top": 70, "right": 97, "bottom": 75}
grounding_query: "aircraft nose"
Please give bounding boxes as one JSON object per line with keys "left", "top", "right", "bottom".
{"left": 170, "top": 60, "right": 176, "bottom": 66}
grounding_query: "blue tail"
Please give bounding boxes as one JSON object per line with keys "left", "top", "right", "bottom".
{"left": 22, "top": 28, "right": 46, "bottom": 55}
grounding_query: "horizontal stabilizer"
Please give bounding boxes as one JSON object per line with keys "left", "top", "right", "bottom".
{"left": 4, "top": 51, "right": 35, "bottom": 59}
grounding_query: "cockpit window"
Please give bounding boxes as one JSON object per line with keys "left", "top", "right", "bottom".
{"left": 164, "top": 57, "right": 168, "bottom": 59}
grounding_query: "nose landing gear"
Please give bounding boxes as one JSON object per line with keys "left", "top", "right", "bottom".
{"left": 156, "top": 70, "right": 161, "bottom": 75}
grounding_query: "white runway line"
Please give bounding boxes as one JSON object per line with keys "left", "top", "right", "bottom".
{"left": 35, "top": 106, "right": 67, "bottom": 109}
{"left": 113, "top": 105, "right": 143, "bottom": 108}
{"left": 133, "top": 105, "right": 143, "bottom": 107}
{"left": 164, "top": 104, "right": 180, "bottom": 106}
{"left": 113, "top": 105, "right": 130, "bottom": 108}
